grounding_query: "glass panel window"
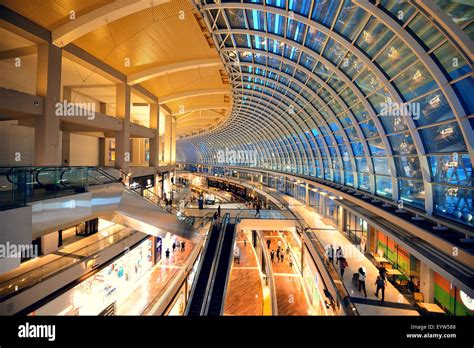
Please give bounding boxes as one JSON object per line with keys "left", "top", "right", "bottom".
{"left": 375, "top": 37, "right": 417, "bottom": 79}
{"left": 420, "top": 122, "right": 467, "bottom": 153}
{"left": 399, "top": 179, "right": 425, "bottom": 209}
{"left": 394, "top": 156, "right": 423, "bottom": 179}
{"left": 432, "top": 41, "right": 471, "bottom": 80}
{"left": 433, "top": 185, "right": 473, "bottom": 227}
{"left": 312, "top": 0, "right": 340, "bottom": 27}
{"left": 429, "top": 154, "right": 472, "bottom": 186}
{"left": 414, "top": 91, "right": 454, "bottom": 127}
{"left": 388, "top": 133, "right": 417, "bottom": 155}
{"left": 376, "top": 176, "right": 393, "bottom": 198}
{"left": 393, "top": 62, "right": 437, "bottom": 101}
{"left": 355, "top": 18, "right": 394, "bottom": 59}
{"left": 373, "top": 157, "right": 390, "bottom": 175}
{"left": 408, "top": 13, "right": 445, "bottom": 50}
{"left": 334, "top": 0, "right": 370, "bottom": 41}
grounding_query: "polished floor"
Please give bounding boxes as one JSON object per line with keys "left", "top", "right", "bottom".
{"left": 223, "top": 230, "right": 264, "bottom": 316}
{"left": 117, "top": 236, "right": 194, "bottom": 315}
{"left": 264, "top": 232, "right": 310, "bottom": 315}
{"left": 278, "top": 193, "right": 419, "bottom": 316}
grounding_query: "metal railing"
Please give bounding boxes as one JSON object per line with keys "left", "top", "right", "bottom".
{"left": 0, "top": 225, "right": 138, "bottom": 300}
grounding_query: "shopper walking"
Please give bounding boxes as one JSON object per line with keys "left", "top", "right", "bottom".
{"left": 266, "top": 239, "right": 271, "bottom": 249}
{"left": 277, "top": 240, "right": 282, "bottom": 250}
{"left": 280, "top": 253, "right": 284, "bottom": 263}
{"left": 172, "top": 241, "right": 177, "bottom": 253}
{"left": 375, "top": 275, "right": 387, "bottom": 301}
{"left": 217, "top": 205, "right": 221, "bottom": 217}
{"left": 339, "top": 257, "right": 348, "bottom": 278}
{"left": 255, "top": 202, "right": 261, "bottom": 218}
{"left": 336, "top": 246, "right": 343, "bottom": 264}
{"left": 165, "top": 248, "right": 170, "bottom": 259}
{"left": 270, "top": 250, "right": 275, "bottom": 263}
{"left": 358, "top": 267, "right": 367, "bottom": 297}
{"left": 326, "top": 245, "right": 334, "bottom": 265}
{"left": 276, "top": 248, "right": 280, "bottom": 262}
{"left": 181, "top": 241, "right": 185, "bottom": 252}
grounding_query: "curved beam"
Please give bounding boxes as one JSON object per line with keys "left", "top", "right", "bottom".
{"left": 127, "top": 58, "right": 223, "bottom": 85}
{"left": 173, "top": 104, "right": 231, "bottom": 115}
{"left": 52, "top": 0, "right": 170, "bottom": 47}
{"left": 159, "top": 88, "right": 230, "bottom": 104}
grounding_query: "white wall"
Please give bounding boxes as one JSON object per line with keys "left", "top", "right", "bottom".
{"left": 69, "top": 133, "right": 99, "bottom": 166}
{"left": 0, "top": 121, "right": 35, "bottom": 165}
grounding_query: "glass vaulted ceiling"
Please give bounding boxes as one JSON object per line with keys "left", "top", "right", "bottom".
{"left": 178, "top": 0, "right": 474, "bottom": 228}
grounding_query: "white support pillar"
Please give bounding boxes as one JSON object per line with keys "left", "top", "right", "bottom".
{"left": 305, "top": 183, "right": 309, "bottom": 207}
{"left": 115, "top": 84, "right": 131, "bottom": 173}
{"left": 171, "top": 116, "right": 176, "bottom": 163}
{"left": 149, "top": 103, "right": 160, "bottom": 193}
{"left": 163, "top": 112, "right": 172, "bottom": 164}
{"left": 420, "top": 262, "right": 435, "bottom": 302}
{"left": 35, "top": 43, "right": 62, "bottom": 165}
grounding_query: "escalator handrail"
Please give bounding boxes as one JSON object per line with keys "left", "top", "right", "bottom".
{"left": 97, "top": 167, "right": 195, "bottom": 226}
{"left": 202, "top": 213, "right": 230, "bottom": 315}
{"left": 184, "top": 221, "right": 217, "bottom": 315}
{"left": 205, "top": 219, "right": 236, "bottom": 315}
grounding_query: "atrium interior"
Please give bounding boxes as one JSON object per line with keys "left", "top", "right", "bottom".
{"left": 0, "top": 0, "right": 473, "bottom": 323}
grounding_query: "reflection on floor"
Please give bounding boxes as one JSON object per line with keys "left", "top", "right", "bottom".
{"left": 224, "top": 230, "right": 263, "bottom": 316}
{"left": 116, "top": 237, "right": 194, "bottom": 315}
{"left": 280, "top": 194, "right": 419, "bottom": 316}
{"left": 264, "top": 232, "right": 310, "bottom": 315}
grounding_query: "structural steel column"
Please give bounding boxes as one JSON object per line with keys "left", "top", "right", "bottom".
{"left": 115, "top": 83, "right": 131, "bottom": 173}
{"left": 149, "top": 103, "right": 160, "bottom": 192}
{"left": 163, "top": 112, "right": 172, "bottom": 163}
{"left": 35, "top": 43, "right": 62, "bottom": 165}
{"left": 305, "top": 183, "right": 309, "bottom": 207}
{"left": 61, "top": 86, "right": 72, "bottom": 165}
{"left": 171, "top": 116, "right": 176, "bottom": 163}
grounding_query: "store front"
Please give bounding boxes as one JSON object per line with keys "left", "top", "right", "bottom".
{"left": 344, "top": 211, "right": 369, "bottom": 252}
{"left": 302, "top": 251, "right": 330, "bottom": 315}
{"left": 434, "top": 272, "right": 474, "bottom": 316}
{"left": 29, "top": 237, "right": 154, "bottom": 316}
{"left": 376, "top": 230, "right": 421, "bottom": 292}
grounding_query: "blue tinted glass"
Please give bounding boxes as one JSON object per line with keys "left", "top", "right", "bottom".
{"left": 389, "top": 133, "right": 417, "bottom": 155}
{"left": 399, "top": 179, "right": 425, "bottom": 209}
{"left": 376, "top": 176, "right": 393, "bottom": 198}
{"left": 433, "top": 185, "right": 473, "bottom": 228}
{"left": 358, "top": 173, "right": 371, "bottom": 191}
{"left": 414, "top": 91, "right": 454, "bottom": 127}
{"left": 420, "top": 122, "right": 467, "bottom": 153}
{"left": 453, "top": 77, "right": 474, "bottom": 114}
{"left": 429, "top": 154, "right": 472, "bottom": 186}
{"left": 373, "top": 157, "right": 390, "bottom": 175}
{"left": 312, "top": 0, "right": 339, "bottom": 27}
{"left": 394, "top": 156, "right": 422, "bottom": 179}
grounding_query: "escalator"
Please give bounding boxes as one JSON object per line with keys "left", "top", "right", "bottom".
{"left": 185, "top": 222, "right": 222, "bottom": 315}
{"left": 206, "top": 221, "right": 236, "bottom": 316}
{"left": 184, "top": 214, "right": 236, "bottom": 316}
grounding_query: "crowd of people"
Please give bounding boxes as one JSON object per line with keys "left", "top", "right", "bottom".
{"left": 326, "top": 244, "right": 387, "bottom": 302}
{"left": 267, "top": 238, "right": 293, "bottom": 269}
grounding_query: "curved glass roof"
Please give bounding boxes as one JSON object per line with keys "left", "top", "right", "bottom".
{"left": 177, "top": 0, "right": 474, "bottom": 228}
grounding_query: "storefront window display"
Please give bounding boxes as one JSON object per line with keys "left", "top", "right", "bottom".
{"left": 30, "top": 238, "right": 153, "bottom": 316}
{"left": 345, "top": 211, "right": 368, "bottom": 252}
{"left": 302, "top": 252, "right": 329, "bottom": 316}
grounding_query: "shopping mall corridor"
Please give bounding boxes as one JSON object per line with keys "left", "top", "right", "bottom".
{"left": 263, "top": 232, "right": 310, "bottom": 315}
{"left": 279, "top": 193, "right": 419, "bottom": 316}
{"left": 223, "top": 230, "right": 264, "bottom": 315}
